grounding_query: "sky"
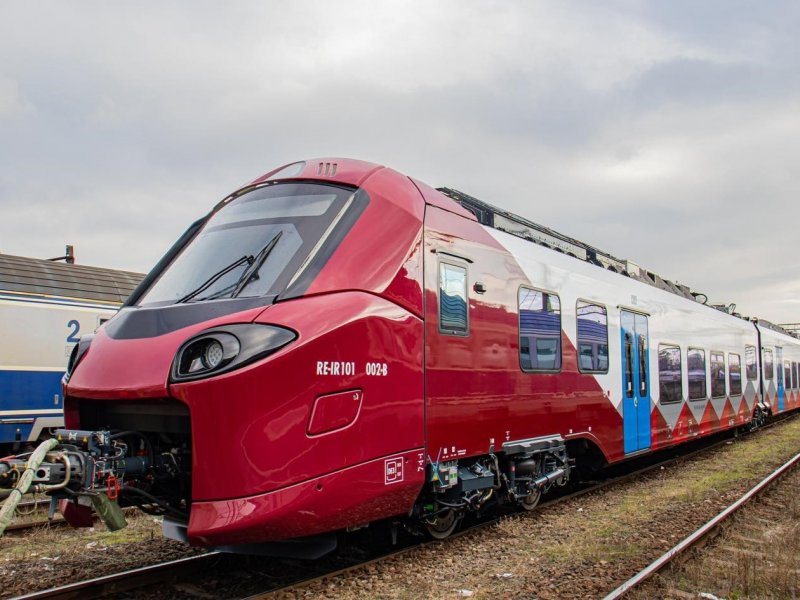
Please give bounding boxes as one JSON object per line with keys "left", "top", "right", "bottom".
{"left": 1, "top": 2, "right": 798, "bottom": 324}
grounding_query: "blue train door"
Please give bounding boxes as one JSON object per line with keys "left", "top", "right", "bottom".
{"left": 621, "top": 310, "right": 651, "bottom": 454}
{"left": 776, "top": 347, "right": 785, "bottom": 412}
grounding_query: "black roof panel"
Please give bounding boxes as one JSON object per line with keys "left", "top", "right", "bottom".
{"left": 0, "top": 254, "right": 144, "bottom": 304}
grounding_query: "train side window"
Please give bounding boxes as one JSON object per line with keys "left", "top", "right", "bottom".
{"left": 729, "top": 353, "right": 742, "bottom": 396}
{"left": 576, "top": 301, "right": 609, "bottom": 373}
{"left": 794, "top": 362, "right": 799, "bottom": 389}
{"left": 763, "top": 349, "right": 773, "bottom": 380}
{"left": 658, "top": 344, "right": 682, "bottom": 404}
{"left": 519, "top": 287, "right": 561, "bottom": 372}
{"left": 438, "top": 262, "right": 469, "bottom": 336}
{"left": 785, "top": 361, "right": 792, "bottom": 389}
{"left": 745, "top": 345, "right": 757, "bottom": 380}
{"left": 687, "top": 348, "right": 707, "bottom": 400}
{"left": 710, "top": 351, "right": 726, "bottom": 398}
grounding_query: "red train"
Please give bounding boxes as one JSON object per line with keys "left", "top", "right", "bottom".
{"left": 6, "top": 158, "right": 799, "bottom": 555}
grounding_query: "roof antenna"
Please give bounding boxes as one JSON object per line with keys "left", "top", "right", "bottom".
{"left": 48, "top": 244, "right": 75, "bottom": 264}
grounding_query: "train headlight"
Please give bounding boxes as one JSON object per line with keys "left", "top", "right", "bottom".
{"left": 171, "top": 324, "right": 296, "bottom": 382}
{"left": 203, "top": 340, "right": 225, "bottom": 369}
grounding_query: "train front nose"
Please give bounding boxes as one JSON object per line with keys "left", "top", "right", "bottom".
{"left": 165, "top": 293, "right": 424, "bottom": 547}
{"left": 62, "top": 164, "right": 427, "bottom": 549}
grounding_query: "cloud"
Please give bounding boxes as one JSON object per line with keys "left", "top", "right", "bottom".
{"left": 0, "top": 1, "right": 798, "bottom": 322}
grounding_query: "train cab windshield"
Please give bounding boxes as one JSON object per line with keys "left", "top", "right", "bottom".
{"left": 138, "top": 182, "right": 355, "bottom": 306}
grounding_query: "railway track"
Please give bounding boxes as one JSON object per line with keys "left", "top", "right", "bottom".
{"left": 8, "top": 414, "right": 797, "bottom": 600}
{"left": 11, "top": 552, "right": 220, "bottom": 600}
{"left": 602, "top": 449, "right": 800, "bottom": 600}
{"left": 4, "top": 507, "right": 138, "bottom": 535}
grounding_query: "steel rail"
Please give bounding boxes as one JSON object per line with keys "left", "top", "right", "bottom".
{"left": 9, "top": 552, "right": 220, "bottom": 600}
{"left": 3, "top": 516, "right": 71, "bottom": 533}
{"left": 4, "top": 506, "right": 139, "bottom": 535}
{"left": 601, "top": 450, "right": 800, "bottom": 600}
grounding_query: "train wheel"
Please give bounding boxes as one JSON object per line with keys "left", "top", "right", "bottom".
{"left": 424, "top": 508, "right": 459, "bottom": 540}
{"left": 518, "top": 488, "right": 542, "bottom": 511}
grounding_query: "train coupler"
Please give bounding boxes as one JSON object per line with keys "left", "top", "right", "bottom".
{"left": 0, "top": 428, "right": 149, "bottom": 535}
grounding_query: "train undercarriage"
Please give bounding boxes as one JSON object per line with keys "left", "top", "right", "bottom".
{"left": 416, "top": 436, "right": 571, "bottom": 539}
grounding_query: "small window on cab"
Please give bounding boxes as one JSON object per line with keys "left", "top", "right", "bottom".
{"left": 438, "top": 261, "right": 469, "bottom": 336}
{"left": 763, "top": 348, "right": 774, "bottom": 380}
{"left": 687, "top": 348, "right": 707, "bottom": 400}
{"left": 729, "top": 353, "right": 742, "bottom": 396}
{"left": 519, "top": 287, "right": 561, "bottom": 372}
{"left": 745, "top": 345, "right": 757, "bottom": 380}
{"left": 576, "top": 301, "right": 609, "bottom": 373}
{"left": 710, "top": 351, "right": 726, "bottom": 398}
{"left": 658, "top": 344, "right": 682, "bottom": 404}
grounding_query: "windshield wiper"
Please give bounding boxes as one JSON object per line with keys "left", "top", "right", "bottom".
{"left": 231, "top": 231, "right": 283, "bottom": 297}
{"left": 176, "top": 255, "right": 253, "bottom": 304}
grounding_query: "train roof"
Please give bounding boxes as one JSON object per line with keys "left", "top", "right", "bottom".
{"left": 0, "top": 253, "right": 144, "bottom": 305}
{"left": 756, "top": 319, "right": 800, "bottom": 341}
{"left": 438, "top": 187, "right": 799, "bottom": 339}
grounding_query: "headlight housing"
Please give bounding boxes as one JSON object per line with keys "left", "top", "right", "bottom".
{"left": 171, "top": 323, "right": 296, "bottom": 382}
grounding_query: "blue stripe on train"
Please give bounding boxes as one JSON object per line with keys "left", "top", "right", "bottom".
{"left": 0, "top": 370, "right": 65, "bottom": 444}
{"left": 0, "top": 370, "right": 65, "bottom": 411}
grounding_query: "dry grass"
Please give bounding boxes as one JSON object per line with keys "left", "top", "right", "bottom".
{"left": 0, "top": 509, "right": 162, "bottom": 563}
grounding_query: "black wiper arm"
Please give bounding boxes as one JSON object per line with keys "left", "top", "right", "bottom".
{"left": 232, "top": 231, "right": 283, "bottom": 298}
{"left": 176, "top": 255, "right": 253, "bottom": 304}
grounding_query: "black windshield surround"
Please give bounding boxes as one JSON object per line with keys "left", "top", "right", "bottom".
{"left": 138, "top": 182, "right": 363, "bottom": 308}
{"left": 106, "top": 182, "right": 368, "bottom": 340}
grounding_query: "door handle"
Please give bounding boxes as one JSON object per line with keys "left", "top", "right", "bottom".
{"left": 633, "top": 397, "right": 638, "bottom": 408}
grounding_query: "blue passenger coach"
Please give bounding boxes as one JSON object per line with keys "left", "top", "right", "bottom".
{"left": 0, "top": 253, "right": 142, "bottom": 451}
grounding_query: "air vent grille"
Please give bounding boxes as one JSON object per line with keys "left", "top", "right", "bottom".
{"left": 317, "top": 162, "right": 338, "bottom": 177}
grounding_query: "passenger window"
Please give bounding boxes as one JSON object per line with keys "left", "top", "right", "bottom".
{"left": 785, "top": 361, "right": 792, "bottom": 388}
{"left": 763, "top": 349, "right": 773, "bottom": 380}
{"left": 745, "top": 345, "right": 757, "bottom": 380}
{"left": 729, "top": 353, "right": 742, "bottom": 396}
{"left": 688, "top": 348, "right": 707, "bottom": 400}
{"left": 519, "top": 287, "right": 561, "bottom": 372}
{"left": 658, "top": 344, "right": 682, "bottom": 404}
{"left": 438, "top": 262, "right": 468, "bottom": 335}
{"left": 710, "top": 352, "right": 726, "bottom": 398}
{"left": 576, "top": 301, "right": 609, "bottom": 373}
{"left": 794, "top": 362, "right": 799, "bottom": 389}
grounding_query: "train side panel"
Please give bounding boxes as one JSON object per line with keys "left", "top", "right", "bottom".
{"left": 757, "top": 324, "right": 800, "bottom": 414}
{"left": 485, "top": 227, "right": 760, "bottom": 463}
{"left": 0, "top": 297, "right": 117, "bottom": 445}
{"left": 423, "top": 205, "right": 621, "bottom": 465}
{"left": 423, "top": 205, "right": 761, "bottom": 468}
